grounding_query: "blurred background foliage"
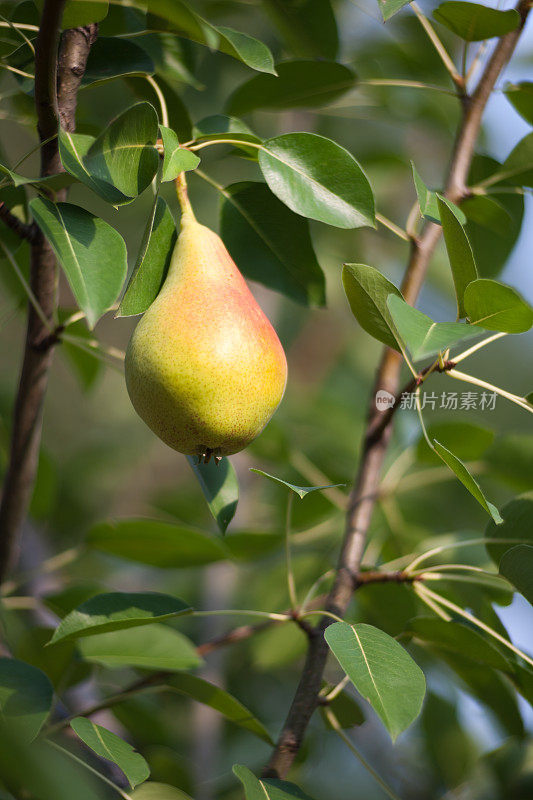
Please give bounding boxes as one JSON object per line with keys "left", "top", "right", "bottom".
{"left": 1, "top": 0, "right": 533, "bottom": 798}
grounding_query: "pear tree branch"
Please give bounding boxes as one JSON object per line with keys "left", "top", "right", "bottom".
{"left": 264, "top": 0, "right": 531, "bottom": 778}
{"left": 0, "top": 6, "right": 98, "bottom": 584}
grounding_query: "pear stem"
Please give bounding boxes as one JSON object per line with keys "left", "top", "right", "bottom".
{"left": 175, "top": 172, "right": 195, "bottom": 218}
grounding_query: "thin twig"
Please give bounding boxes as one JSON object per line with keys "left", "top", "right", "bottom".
{"left": 0, "top": 202, "right": 36, "bottom": 243}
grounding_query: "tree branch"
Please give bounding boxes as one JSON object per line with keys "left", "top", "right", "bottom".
{"left": 0, "top": 6, "right": 98, "bottom": 584}
{"left": 0, "top": 202, "right": 37, "bottom": 243}
{"left": 264, "top": 0, "right": 531, "bottom": 779}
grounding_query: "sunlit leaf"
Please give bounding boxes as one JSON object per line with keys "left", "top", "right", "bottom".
{"left": 342, "top": 263, "right": 402, "bottom": 350}
{"left": 71, "top": 718, "right": 150, "bottom": 788}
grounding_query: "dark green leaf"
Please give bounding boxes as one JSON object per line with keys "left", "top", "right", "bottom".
{"left": 50, "top": 592, "right": 192, "bottom": 643}
{"left": 29, "top": 198, "right": 127, "bottom": 328}
{"left": 259, "top": 133, "right": 375, "bottom": 229}
{"left": 433, "top": 2, "right": 520, "bottom": 41}
{"left": 186, "top": 456, "right": 239, "bottom": 534}
{"left": 463, "top": 278, "right": 533, "bottom": 333}
{"left": 159, "top": 125, "right": 199, "bottom": 183}
{"left": 216, "top": 26, "right": 276, "bottom": 75}
{"left": 59, "top": 102, "right": 159, "bottom": 205}
{"left": 0, "top": 659, "right": 53, "bottom": 742}
{"left": 406, "top": 617, "right": 510, "bottom": 670}
{"left": 262, "top": 0, "right": 338, "bottom": 59}
{"left": 82, "top": 37, "right": 153, "bottom": 86}
{"left": 250, "top": 468, "right": 344, "bottom": 499}
{"left": 505, "top": 82, "right": 533, "bottom": 125}
{"left": 224, "top": 531, "right": 283, "bottom": 561}
{"left": 234, "top": 765, "right": 316, "bottom": 800}
{"left": 125, "top": 75, "right": 192, "bottom": 142}
{"left": 484, "top": 434, "right": 533, "bottom": 491}
{"left": 220, "top": 182, "right": 325, "bottom": 306}
{"left": 79, "top": 625, "right": 201, "bottom": 671}
{"left": 499, "top": 545, "right": 533, "bottom": 606}
{"left": 342, "top": 263, "right": 402, "bottom": 350}
{"left": 62, "top": 0, "right": 109, "bottom": 27}
{"left": 433, "top": 440, "right": 502, "bottom": 523}
{"left": 386, "top": 295, "right": 481, "bottom": 360}
{"left": 498, "top": 132, "right": 533, "bottom": 187}
{"left": 320, "top": 687, "right": 365, "bottom": 729}
{"left": 71, "top": 718, "right": 149, "bottom": 788}
{"left": 87, "top": 518, "right": 229, "bottom": 567}
{"left": 416, "top": 421, "right": 494, "bottom": 465}
{"left": 226, "top": 60, "right": 356, "bottom": 115}
{"left": 485, "top": 492, "right": 533, "bottom": 566}
{"left": 461, "top": 195, "right": 513, "bottom": 237}
{"left": 437, "top": 195, "right": 478, "bottom": 318}
{"left": 193, "top": 115, "right": 255, "bottom": 139}
{"left": 166, "top": 673, "right": 273, "bottom": 743}
{"left": 324, "top": 622, "right": 426, "bottom": 741}
{"left": 118, "top": 196, "right": 177, "bottom": 317}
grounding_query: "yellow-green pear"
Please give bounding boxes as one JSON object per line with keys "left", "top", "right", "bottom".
{"left": 125, "top": 202, "right": 288, "bottom": 462}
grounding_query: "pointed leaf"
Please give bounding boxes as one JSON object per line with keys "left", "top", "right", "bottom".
{"left": 118, "top": 195, "right": 177, "bottom": 317}
{"left": 79, "top": 625, "right": 201, "bottom": 671}
{"left": 87, "top": 518, "right": 229, "bottom": 566}
{"left": 463, "top": 278, "right": 533, "bottom": 333}
{"left": 0, "top": 659, "right": 53, "bottom": 742}
{"left": 499, "top": 545, "right": 533, "bottom": 606}
{"left": 433, "top": 2, "right": 520, "bottom": 41}
{"left": 498, "top": 132, "right": 533, "bottom": 188}
{"left": 433, "top": 440, "right": 502, "bottom": 523}
{"left": 342, "top": 263, "right": 402, "bottom": 350}
{"left": 324, "top": 622, "right": 426, "bottom": 741}
{"left": 82, "top": 37, "right": 154, "bottom": 86}
{"left": 29, "top": 198, "right": 127, "bottom": 328}
{"left": 159, "top": 125, "right": 200, "bottom": 183}
{"left": 59, "top": 102, "right": 159, "bottom": 204}
{"left": 220, "top": 181, "right": 325, "bottom": 306}
{"left": 250, "top": 468, "right": 344, "bottom": 499}
{"left": 234, "top": 765, "right": 316, "bottom": 800}
{"left": 437, "top": 195, "right": 478, "bottom": 317}
{"left": 216, "top": 26, "right": 276, "bottom": 75}
{"left": 186, "top": 456, "right": 238, "bottom": 534}
{"left": 505, "top": 82, "right": 533, "bottom": 126}
{"left": 412, "top": 163, "right": 441, "bottom": 224}
{"left": 226, "top": 60, "right": 356, "bottom": 115}
{"left": 259, "top": 132, "right": 375, "bottom": 229}
{"left": 166, "top": 673, "right": 273, "bottom": 743}
{"left": 377, "top": 0, "right": 410, "bottom": 21}
{"left": 485, "top": 493, "right": 533, "bottom": 566}
{"left": 71, "top": 718, "right": 149, "bottom": 789}
{"left": 387, "top": 295, "right": 481, "bottom": 360}
{"left": 50, "top": 592, "right": 192, "bottom": 643}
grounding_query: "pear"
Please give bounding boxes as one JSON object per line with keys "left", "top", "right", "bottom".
{"left": 125, "top": 204, "right": 288, "bottom": 462}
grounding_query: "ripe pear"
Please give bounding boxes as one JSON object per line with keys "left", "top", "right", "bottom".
{"left": 125, "top": 204, "right": 288, "bottom": 462}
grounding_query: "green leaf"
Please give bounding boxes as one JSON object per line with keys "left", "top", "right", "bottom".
{"left": 411, "top": 163, "right": 442, "bottom": 224}
{"left": 342, "top": 263, "right": 403, "bottom": 350}
{"left": 324, "top": 622, "right": 425, "bottom": 741}
{"left": 29, "top": 198, "right": 127, "bottom": 329}
{"left": 216, "top": 26, "right": 276, "bottom": 75}
{"left": 193, "top": 115, "right": 255, "bottom": 139}
{"left": 250, "top": 468, "right": 344, "bottom": 499}
{"left": 126, "top": 75, "right": 192, "bottom": 142}
{"left": 87, "top": 518, "right": 229, "bottom": 567}
{"left": 377, "top": 0, "right": 411, "bottom": 21}
{"left": 498, "top": 132, "right": 533, "bottom": 188}
{"left": 463, "top": 278, "right": 533, "bottom": 333}
{"left": 485, "top": 493, "right": 533, "bottom": 566}
{"left": 386, "top": 295, "right": 481, "bottom": 360}
{"left": 79, "top": 625, "right": 201, "bottom": 671}
{"left": 131, "top": 784, "right": 192, "bottom": 800}
{"left": 320, "top": 686, "right": 365, "bottom": 729}
{"left": 233, "top": 765, "right": 316, "bottom": 800}
{"left": 262, "top": 0, "right": 338, "bottom": 59}
{"left": 223, "top": 531, "right": 283, "bottom": 561}
{"left": 49, "top": 592, "right": 192, "bottom": 644}
{"left": 220, "top": 182, "right": 325, "bottom": 306}
{"left": 59, "top": 102, "right": 159, "bottom": 204}
{"left": 433, "top": 440, "right": 502, "bottom": 523}
{"left": 0, "top": 659, "right": 53, "bottom": 742}
{"left": 461, "top": 195, "right": 513, "bottom": 237}
{"left": 226, "top": 60, "right": 356, "bottom": 115}
{"left": 186, "top": 456, "right": 239, "bottom": 534}
{"left": 82, "top": 37, "right": 153, "bottom": 86}
{"left": 505, "top": 82, "right": 533, "bottom": 126}
{"left": 437, "top": 195, "right": 478, "bottom": 317}
{"left": 416, "top": 421, "right": 494, "bottom": 465}
{"left": 499, "top": 545, "right": 533, "bottom": 606}
{"left": 484, "top": 434, "right": 533, "bottom": 491}
{"left": 259, "top": 133, "right": 375, "bottom": 229}
{"left": 159, "top": 125, "right": 200, "bottom": 183}
{"left": 71, "top": 718, "right": 149, "bottom": 789}
{"left": 166, "top": 673, "right": 273, "bottom": 743}
{"left": 433, "top": 2, "right": 520, "bottom": 41}
{"left": 406, "top": 617, "right": 510, "bottom": 671}
{"left": 118, "top": 195, "right": 177, "bottom": 317}
{"left": 62, "top": 0, "right": 109, "bottom": 27}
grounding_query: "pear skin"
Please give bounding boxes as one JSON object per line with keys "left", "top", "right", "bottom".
{"left": 125, "top": 207, "right": 288, "bottom": 459}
